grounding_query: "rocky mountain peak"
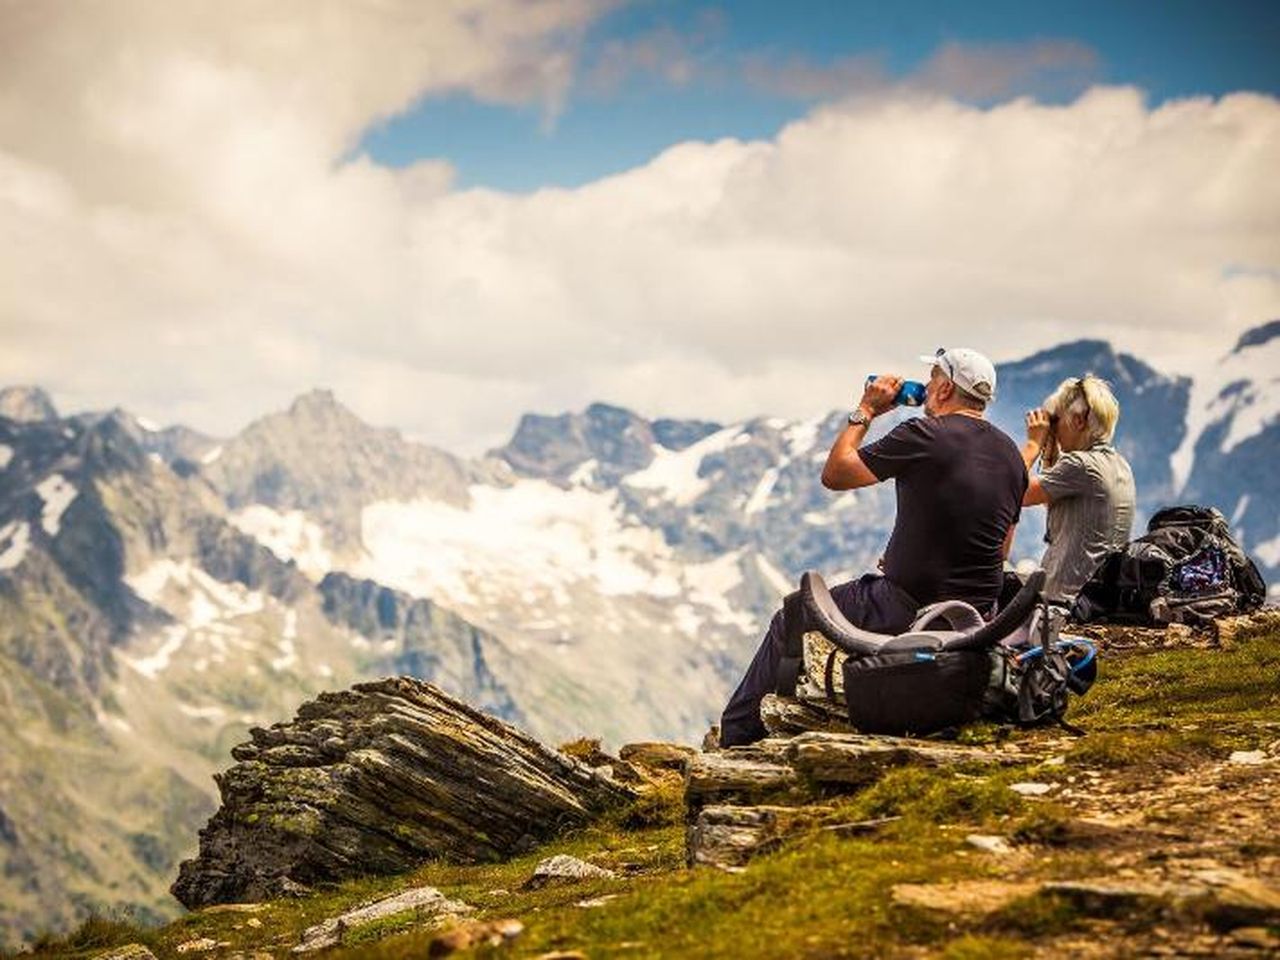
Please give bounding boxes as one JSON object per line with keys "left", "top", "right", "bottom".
{"left": 0, "top": 386, "right": 58, "bottom": 423}
{"left": 283, "top": 388, "right": 366, "bottom": 430}
{"left": 497, "top": 402, "right": 655, "bottom": 481}
{"left": 496, "top": 402, "right": 724, "bottom": 481}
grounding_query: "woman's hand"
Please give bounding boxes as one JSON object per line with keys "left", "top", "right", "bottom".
{"left": 1025, "top": 408, "right": 1052, "bottom": 449}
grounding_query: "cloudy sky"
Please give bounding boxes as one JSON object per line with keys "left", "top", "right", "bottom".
{"left": 1, "top": 1, "right": 1277, "bottom": 453}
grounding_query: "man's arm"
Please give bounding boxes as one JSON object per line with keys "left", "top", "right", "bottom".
{"left": 821, "top": 376, "right": 902, "bottom": 490}
{"left": 1002, "top": 521, "right": 1017, "bottom": 560}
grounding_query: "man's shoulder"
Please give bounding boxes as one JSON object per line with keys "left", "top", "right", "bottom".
{"left": 940, "top": 414, "right": 1020, "bottom": 452}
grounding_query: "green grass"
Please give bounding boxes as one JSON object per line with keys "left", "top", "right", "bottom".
{"left": 18, "top": 630, "right": 1280, "bottom": 960}
{"left": 1070, "top": 632, "right": 1280, "bottom": 729}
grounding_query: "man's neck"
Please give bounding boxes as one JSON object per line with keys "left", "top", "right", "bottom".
{"left": 938, "top": 407, "right": 985, "bottom": 420}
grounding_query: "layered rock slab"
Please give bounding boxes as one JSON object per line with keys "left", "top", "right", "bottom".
{"left": 172, "top": 677, "right": 632, "bottom": 908}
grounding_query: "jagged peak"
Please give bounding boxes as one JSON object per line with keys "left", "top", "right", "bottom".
{"left": 0, "top": 385, "right": 58, "bottom": 423}
{"left": 287, "top": 388, "right": 347, "bottom": 417}
{"left": 1232, "top": 319, "right": 1280, "bottom": 354}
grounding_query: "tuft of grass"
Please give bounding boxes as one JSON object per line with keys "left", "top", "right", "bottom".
{"left": 605, "top": 773, "right": 685, "bottom": 830}
{"left": 1009, "top": 803, "right": 1076, "bottom": 846}
{"left": 841, "top": 767, "right": 1024, "bottom": 826}
{"left": 18, "top": 914, "right": 152, "bottom": 958}
{"left": 1071, "top": 634, "right": 1280, "bottom": 728}
{"left": 984, "top": 893, "right": 1087, "bottom": 939}
{"left": 1066, "top": 728, "right": 1238, "bottom": 771}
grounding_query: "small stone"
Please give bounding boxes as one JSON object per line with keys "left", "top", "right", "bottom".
{"left": 618, "top": 741, "right": 696, "bottom": 771}
{"left": 965, "top": 834, "right": 1014, "bottom": 856}
{"left": 535, "top": 953, "right": 589, "bottom": 960}
{"left": 523, "top": 854, "right": 616, "bottom": 889}
{"left": 575, "top": 894, "right": 621, "bottom": 908}
{"left": 1044, "top": 755, "right": 1066, "bottom": 766}
{"left": 1228, "top": 750, "right": 1267, "bottom": 765}
{"left": 293, "top": 885, "right": 472, "bottom": 952}
{"left": 1010, "top": 782, "right": 1053, "bottom": 796}
{"left": 175, "top": 939, "right": 219, "bottom": 954}
{"left": 891, "top": 880, "right": 1038, "bottom": 915}
{"left": 245, "top": 918, "right": 263, "bottom": 929}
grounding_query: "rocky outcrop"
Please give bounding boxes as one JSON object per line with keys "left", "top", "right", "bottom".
{"left": 684, "top": 730, "right": 1037, "bottom": 870}
{"left": 172, "top": 677, "right": 633, "bottom": 908}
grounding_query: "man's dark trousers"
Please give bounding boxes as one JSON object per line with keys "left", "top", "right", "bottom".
{"left": 719, "top": 573, "right": 919, "bottom": 747}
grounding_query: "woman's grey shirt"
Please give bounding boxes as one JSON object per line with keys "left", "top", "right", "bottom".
{"left": 1038, "top": 442, "right": 1137, "bottom": 602}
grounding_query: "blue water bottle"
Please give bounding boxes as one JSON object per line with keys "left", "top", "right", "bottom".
{"left": 865, "top": 376, "right": 927, "bottom": 407}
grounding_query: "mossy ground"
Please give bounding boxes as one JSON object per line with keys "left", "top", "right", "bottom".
{"left": 15, "top": 629, "right": 1280, "bottom": 959}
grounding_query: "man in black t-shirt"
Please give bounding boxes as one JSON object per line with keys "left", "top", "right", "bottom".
{"left": 719, "top": 347, "right": 1027, "bottom": 747}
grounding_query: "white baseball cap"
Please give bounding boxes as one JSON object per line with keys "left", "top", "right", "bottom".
{"left": 919, "top": 347, "right": 997, "bottom": 401}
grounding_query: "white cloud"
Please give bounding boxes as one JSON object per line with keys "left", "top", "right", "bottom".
{"left": 1, "top": 4, "right": 1277, "bottom": 455}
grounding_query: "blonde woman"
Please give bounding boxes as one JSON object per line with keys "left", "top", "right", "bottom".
{"left": 1023, "top": 375, "right": 1137, "bottom": 603}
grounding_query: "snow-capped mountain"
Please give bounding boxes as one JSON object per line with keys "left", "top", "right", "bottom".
{"left": 1, "top": 324, "right": 1276, "bottom": 946}
{"left": 0, "top": 400, "right": 517, "bottom": 946}
{"left": 1178, "top": 321, "right": 1280, "bottom": 573}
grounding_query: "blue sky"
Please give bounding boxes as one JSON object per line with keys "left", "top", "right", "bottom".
{"left": 360, "top": 0, "right": 1280, "bottom": 191}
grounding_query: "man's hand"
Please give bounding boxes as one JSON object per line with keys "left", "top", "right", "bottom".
{"left": 859, "top": 375, "right": 902, "bottom": 418}
{"left": 1025, "top": 408, "right": 1052, "bottom": 448}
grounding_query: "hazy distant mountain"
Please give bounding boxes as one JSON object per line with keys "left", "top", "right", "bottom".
{"left": 0, "top": 406, "right": 515, "bottom": 947}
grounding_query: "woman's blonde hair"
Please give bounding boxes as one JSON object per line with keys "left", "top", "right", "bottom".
{"left": 1044, "top": 374, "right": 1121, "bottom": 447}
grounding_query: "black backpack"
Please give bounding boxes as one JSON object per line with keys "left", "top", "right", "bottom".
{"left": 780, "top": 571, "right": 1096, "bottom": 737}
{"left": 1071, "top": 505, "right": 1267, "bottom": 626}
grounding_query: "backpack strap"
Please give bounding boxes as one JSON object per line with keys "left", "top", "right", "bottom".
{"left": 823, "top": 649, "right": 841, "bottom": 701}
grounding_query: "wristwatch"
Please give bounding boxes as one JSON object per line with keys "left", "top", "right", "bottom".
{"left": 847, "top": 408, "right": 873, "bottom": 428}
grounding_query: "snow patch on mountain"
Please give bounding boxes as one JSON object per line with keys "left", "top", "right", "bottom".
{"left": 0, "top": 521, "right": 30, "bottom": 571}
{"left": 271, "top": 609, "right": 298, "bottom": 672}
{"left": 1172, "top": 331, "right": 1280, "bottom": 490}
{"left": 35, "top": 474, "right": 77, "bottom": 536}
{"left": 683, "top": 550, "right": 754, "bottom": 631}
{"left": 755, "top": 553, "right": 794, "bottom": 600}
{"left": 178, "top": 703, "right": 228, "bottom": 721}
{"left": 122, "top": 560, "right": 268, "bottom": 678}
{"left": 201, "top": 445, "right": 223, "bottom": 465}
{"left": 136, "top": 416, "right": 160, "bottom": 432}
{"left": 0, "top": 444, "right": 12, "bottom": 470}
{"left": 1255, "top": 534, "right": 1280, "bottom": 568}
{"left": 623, "top": 426, "right": 743, "bottom": 506}
{"left": 359, "top": 480, "right": 680, "bottom": 609}
{"left": 744, "top": 466, "right": 780, "bottom": 515}
{"left": 783, "top": 416, "right": 824, "bottom": 458}
{"left": 229, "top": 505, "right": 332, "bottom": 578}
{"left": 568, "top": 459, "right": 598, "bottom": 485}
